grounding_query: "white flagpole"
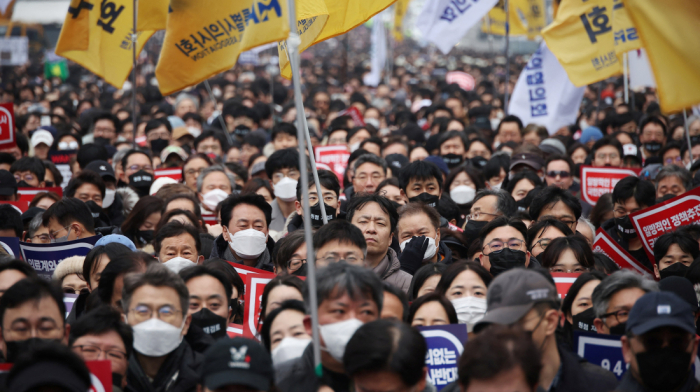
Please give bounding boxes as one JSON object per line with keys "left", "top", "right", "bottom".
{"left": 131, "top": 0, "right": 138, "bottom": 150}
{"left": 684, "top": 109, "right": 694, "bottom": 165}
{"left": 623, "top": 52, "right": 629, "bottom": 104}
{"left": 504, "top": 0, "right": 510, "bottom": 114}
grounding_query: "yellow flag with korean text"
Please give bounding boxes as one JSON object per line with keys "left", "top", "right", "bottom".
{"left": 137, "top": 0, "right": 168, "bottom": 31}
{"left": 278, "top": 0, "right": 329, "bottom": 80}
{"left": 481, "top": 0, "right": 528, "bottom": 36}
{"left": 520, "top": 0, "right": 545, "bottom": 39}
{"left": 611, "top": 0, "right": 640, "bottom": 57}
{"left": 56, "top": 0, "right": 154, "bottom": 88}
{"left": 393, "top": 0, "right": 410, "bottom": 41}
{"left": 542, "top": 0, "right": 622, "bottom": 87}
{"left": 623, "top": 0, "right": 700, "bottom": 112}
{"left": 156, "top": 0, "right": 289, "bottom": 95}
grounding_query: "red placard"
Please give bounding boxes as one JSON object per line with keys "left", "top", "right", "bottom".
{"left": 551, "top": 272, "right": 581, "bottom": 298}
{"left": 446, "top": 71, "right": 476, "bottom": 91}
{"left": 580, "top": 166, "right": 641, "bottom": 205}
{"left": 592, "top": 229, "right": 653, "bottom": 277}
{"left": 242, "top": 271, "right": 276, "bottom": 340}
{"left": 336, "top": 106, "right": 365, "bottom": 127}
{"left": 227, "top": 323, "right": 244, "bottom": 338}
{"left": 0, "top": 103, "right": 15, "bottom": 149}
{"left": 225, "top": 261, "right": 274, "bottom": 302}
{"left": 314, "top": 144, "right": 350, "bottom": 187}
{"left": 629, "top": 187, "right": 700, "bottom": 264}
{"left": 0, "top": 360, "right": 112, "bottom": 391}
{"left": 0, "top": 200, "right": 30, "bottom": 213}
{"left": 17, "top": 187, "right": 63, "bottom": 204}
{"left": 154, "top": 168, "right": 182, "bottom": 182}
{"left": 202, "top": 214, "right": 218, "bottom": 225}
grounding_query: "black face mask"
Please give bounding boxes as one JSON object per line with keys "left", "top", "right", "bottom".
{"left": 234, "top": 126, "right": 251, "bottom": 138}
{"left": 471, "top": 156, "right": 488, "bottom": 169}
{"left": 572, "top": 308, "right": 597, "bottom": 333}
{"left": 463, "top": 220, "right": 488, "bottom": 242}
{"left": 112, "top": 373, "right": 123, "bottom": 389}
{"left": 150, "top": 138, "right": 169, "bottom": 155}
{"left": 441, "top": 154, "right": 463, "bottom": 168}
{"left": 691, "top": 135, "right": 700, "bottom": 146}
{"left": 408, "top": 192, "right": 439, "bottom": 208}
{"left": 45, "top": 181, "right": 54, "bottom": 187}
{"left": 636, "top": 347, "right": 692, "bottom": 391}
{"left": 292, "top": 262, "right": 308, "bottom": 277}
{"left": 16, "top": 180, "right": 31, "bottom": 187}
{"left": 643, "top": 141, "right": 662, "bottom": 153}
{"left": 128, "top": 170, "right": 154, "bottom": 197}
{"left": 615, "top": 216, "right": 637, "bottom": 240}
{"left": 309, "top": 201, "right": 336, "bottom": 228}
{"left": 489, "top": 248, "right": 527, "bottom": 276}
{"left": 5, "top": 337, "right": 61, "bottom": 362}
{"left": 608, "top": 322, "right": 627, "bottom": 335}
{"left": 138, "top": 229, "right": 154, "bottom": 244}
{"left": 94, "top": 136, "right": 111, "bottom": 146}
{"left": 659, "top": 262, "right": 690, "bottom": 280}
{"left": 117, "top": 179, "right": 128, "bottom": 188}
{"left": 191, "top": 308, "right": 228, "bottom": 339}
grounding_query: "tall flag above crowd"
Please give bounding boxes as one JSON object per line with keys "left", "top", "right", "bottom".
{"left": 416, "top": 0, "right": 499, "bottom": 54}
{"left": 277, "top": 0, "right": 329, "bottom": 80}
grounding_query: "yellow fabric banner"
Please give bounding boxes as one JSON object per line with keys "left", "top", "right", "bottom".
{"left": 542, "top": 0, "right": 622, "bottom": 87}
{"left": 393, "top": 0, "right": 410, "bottom": 41}
{"left": 156, "top": 0, "right": 290, "bottom": 95}
{"left": 520, "top": 0, "right": 546, "bottom": 39}
{"left": 611, "top": 0, "right": 640, "bottom": 57}
{"left": 623, "top": 0, "right": 700, "bottom": 112}
{"left": 278, "top": 0, "right": 329, "bottom": 80}
{"left": 481, "top": 0, "right": 528, "bottom": 36}
{"left": 137, "top": 0, "right": 168, "bottom": 32}
{"left": 56, "top": 0, "right": 154, "bottom": 88}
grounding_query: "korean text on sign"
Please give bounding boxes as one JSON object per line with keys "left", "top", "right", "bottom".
{"left": 523, "top": 47, "right": 547, "bottom": 118}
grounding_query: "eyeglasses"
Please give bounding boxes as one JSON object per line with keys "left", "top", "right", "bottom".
{"left": 129, "top": 304, "right": 182, "bottom": 324}
{"left": 548, "top": 266, "right": 590, "bottom": 274}
{"left": 319, "top": 255, "right": 364, "bottom": 265}
{"left": 287, "top": 258, "right": 306, "bottom": 272}
{"left": 595, "top": 153, "right": 620, "bottom": 160}
{"left": 185, "top": 168, "right": 205, "bottom": 177}
{"left": 14, "top": 174, "right": 35, "bottom": 183}
{"left": 126, "top": 164, "right": 154, "bottom": 172}
{"left": 600, "top": 309, "right": 630, "bottom": 325}
{"left": 354, "top": 173, "right": 384, "bottom": 183}
{"left": 664, "top": 156, "right": 682, "bottom": 165}
{"left": 30, "top": 233, "right": 50, "bottom": 243}
{"left": 94, "top": 126, "right": 116, "bottom": 136}
{"left": 328, "top": 138, "right": 347, "bottom": 145}
{"left": 72, "top": 345, "right": 128, "bottom": 362}
{"left": 533, "top": 238, "right": 551, "bottom": 250}
{"left": 63, "top": 287, "right": 90, "bottom": 295}
{"left": 546, "top": 171, "right": 570, "bottom": 178}
{"left": 49, "top": 225, "right": 72, "bottom": 240}
{"left": 482, "top": 238, "right": 525, "bottom": 254}
{"left": 467, "top": 211, "right": 501, "bottom": 221}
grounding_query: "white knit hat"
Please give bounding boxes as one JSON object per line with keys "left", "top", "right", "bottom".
{"left": 52, "top": 256, "right": 85, "bottom": 282}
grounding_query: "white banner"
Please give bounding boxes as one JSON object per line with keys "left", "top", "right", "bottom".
{"left": 0, "top": 37, "right": 28, "bottom": 66}
{"left": 363, "top": 13, "right": 387, "bottom": 87}
{"left": 509, "top": 42, "right": 585, "bottom": 135}
{"left": 628, "top": 48, "right": 656, "bottom": 90}
{"left": 416, "top": 0, "right": 498, "bottom": 54}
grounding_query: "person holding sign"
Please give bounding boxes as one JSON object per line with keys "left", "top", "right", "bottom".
{"left": 592, "top": 270, "right": 659, "bottom": 335}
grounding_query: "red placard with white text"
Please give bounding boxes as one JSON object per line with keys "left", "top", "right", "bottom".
{"left": 629, "top": 187, "right": 700, "bottom": 264}
{"left": 0, "top": 360, "right": 112, "bottom": 391}
{"left": 580, "top": 166, "right": 641, "bottom": 205}
{"left": 17, "top": 187, "right": 63, "bottom": 204}
{"left": 592, "top": 229, "right": 653, "bottom": 277}
{"left": 336, "top": 106, "right": 365, "bottom": 127}
{"left": 315, "top": 145, "right": 350, "bottom": 187}
{"left": 154, "top": 168, "right": 182, "bottom": 182}
{"left": 0, "top": 200, "right": 30, "bottom": 213}
{"left": 227, "top": 323, "right": 244, "bottom": 338}
{"left": 225, "top": 261, "right": 272, "bottom": 302}
{"left": 0, "top": 103, "right": 15, "bottom": 149}
{"left": 242, "top": 272, "right": 276, "bottom": 340}
{"left": 551, "top": 273, "right": 581, "bottom": 298}
{"left": 202, "top": 214, "right": 218, "bottom": 225}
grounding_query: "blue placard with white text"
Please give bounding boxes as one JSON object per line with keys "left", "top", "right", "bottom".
{"left": 0, "top": 237, "right": 21, "bottom": 259}
{"left": 417, "top": 324, "right": 468, "bottom": 390}
{"left": 20, "top": 236, "right": 100, "bottom": 280}
{"left": 574, "top": 331, "right": 628, "bottom": 380}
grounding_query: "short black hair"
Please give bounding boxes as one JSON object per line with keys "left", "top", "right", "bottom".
{"left": 179, "top": 265, "right": 233, "bottom": 301}
{"left": 591, "top": 135, "right": 624, "bottom": 157}
{"left": 398, "top": 160, "right": 444, "bottom": 192}
{"left": 312, "top": 220, "right": 367, "bottom": 253}
{"left": 96, "top": 254, "right": 141, "bottom": 305}
{"left": 0, "top": 277, "right": 65, "bottom": 327}
{"left": 0, "top": 152, "right": 16, "bottom": 167}
{"left": 408, "top": 263, "right": 447, "bottom": 301}
{"left": 82, "top": 243, "right": 134, "bottom": 287}
{"left": 0, "top": 259, "right": 37, "bottom": 280}
{"left": 407, "top": 292, "right": 458, "bottom": 325}
{"left": 526, "top": 218, "right": 574, "bottom": 250}
{"left": 69, "top": 305, "right": 134, "bottom": 358}
{"left": 654, "top": 231, "right": 700, "bottom": 264}
{"left": 0, "top": 204, "right": 22, "bottom": 237}
{"left": 154, "top": 221, "right": 202, "bottom": 255}
{"left": 479, "top": 216, "right": 528, "bottom": 247}
{"left": 10, "top": 157, "right": 45, "bottom": 182}
{"left": 639, "top": 116, "right": 667, "bottom": 136}
{"left": 92, "top": 111, "right": 118, "bottom": 130}
{"left": 202, "top": 258, "right": 245, "bottom": 299}
{"left": 346, "top": 194, "right": 399, "bottom": 233}
{"left": 41, "top": 197, "right": 95, "bottom": 234}
{"left": 220, "top": 194, "right": 272, "bottom": 229}
{"left": 120, "top": 149, "right": 152, "bottom": 171}
{"left": 529, "top": 186, "right": 583, "bottom": 221}
{"left": 271, "top": 122, "right": 298, "bottom": 141}
{"left": 145, "top": 118, "right": 171, "bottom": 134}
{"left": 65, "top": 170, "right": 106, "bottom": 199}
{"left": 438, "top": 130, "right": 468, "bottom": 150}
{"left": 77, "top": 144, "right": 109, "bottom": 169}
{"left": 7, "top": 341, "right": 91, "bottom": 391}
{"left": 612, "top": 176, "right": 656, "bottom": 209}
{"left": 265, "top": 148, "right": 299, "bottom": 178}
{"left": 544, "top": 154, "right": 574, "bottom": 174}
{"left": 194, "top": 129, "right": 229, "bottom": 151}
{"left": 296, "top": 169, "right": 341, "bottom": 201}
{"left": 382, "top": 282, "right": 409, "bottom": 321}
{"left": 164, "top": 193, "right": 203, "bottom": 219}
{"left": 497, "top": 115, "right": 524, "bottom": 133}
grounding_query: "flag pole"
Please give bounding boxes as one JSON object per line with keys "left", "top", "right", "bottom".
{"left": 203, "top": 80, "right": 236, "bottom": 147}
{"left": 684, "top": 109, "right": 694, "bottom": 164}
{"left": 623, "top": 52, "right": 629, "bottom": 104}
{"left": 285, "top": 0, "right": 323, "bottom": 374}
{"left": 131, "top": 0, "right": 138, "bottom": 150}
{"left": 503, "top": 0, "right": 510, "bottom": 114}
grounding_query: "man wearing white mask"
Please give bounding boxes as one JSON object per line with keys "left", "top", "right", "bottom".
{"left": 197, "top": 166, "right": 235, "bottom": 214}
{"left": 210, "top": 194, "right": 275, "bottom": 272}
{"left": 154, "top": 221, "right": 203, "bottom": 273}
{"left": 123, "top": 263, "right": 201, "bottom": 392}
{"left": 276, "top": 262, "right": 383, "bottom": 392}
{"left": 265, "top": 148, "right": 301, "bottom": 234}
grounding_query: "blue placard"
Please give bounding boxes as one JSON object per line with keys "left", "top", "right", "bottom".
{"left": 417, "top": 324, "right": 468, "bottom": 390}
{"left": 0, "top": 237, "right": 21, "bottom": 259}
{"left": 20, "top": 236, "right": 100, "bottom": 280}
{"left": 574, "top": 331, "right": 628, "bottom": 380}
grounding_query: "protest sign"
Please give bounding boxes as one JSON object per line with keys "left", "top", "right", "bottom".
{"left": 242, "top": 272, "right": 276, "bottom": 340}
{"left": 0, "top": 360, "right": 112, "bottom": 391}
{"left": 154, "top": 168, "right": 183, "bottom": 182}
{"left": 17, "top": 187, "right": 63, "bottom": 205}
{"left": 0, "top": 201, "right": 29, "bottom": 213}
{"left": 630, "top": 187, "right": 700, "bottom": 263}
{"left": 0, "top": 103, "right": 15, "bottom": 149}
{"left": 580, "top": 166, "right": 641, "bottom": 205}
{"left": 202, "top": 214, "right": 218, "bottom": 226}
{"left": 0, "top": 37, "right": 28, "bottom": 66}
{"left": 315, "top": 145, "right": 350, "bottom": 187}
{"left": 0, "top": 237, "right": 20, "bottom": 259}
{"left": 64, "top": 293, "right": 78, "bottom": 318}
{"left": 227, "top": 323, "right": 244, "bottom": 338}
{"left": 575, "top": 331, "right": 627, "bottom": 380}
{"left": 592, "top": 229, "right": 653, "bottom": 277}
{"left": 417, "top": 324, "right": 467, "bottom": 390}
{"left": 551, "top": 272, "right": 580, "bottom": 298}
{"left": 336, "top": 106, "right": 365, "bottom": 127}
{"left": 20, "top": 236, "right": 100, "bottom": 280}
{"left": 446, "top": 71, "right": 475, "bottom": 91}
{"left": 49, "top": 150, "right": 76, "bottom": 188}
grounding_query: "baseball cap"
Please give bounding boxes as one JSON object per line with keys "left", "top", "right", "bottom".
{"left": 539, "top": 138, "right": 566, "bottom": 156}
{"left": 659, "top": 276, "right": 698, "bottom": 312}
{"left": 150, "top": 176, "right": 177, "bottom": 195}
{"left": 385, "top": 153, "right": 409, "bottom": 173}
{"left": 424, "top": 155, "right": 449, "bottom": 176}
{"left": 474, "top": 268, "right": 558, "bottom": 332}
{"left": 626, "top": 291, "right": 696, "bottom": 336}
{"left": 172, "top": 126, "right": 190, "bottom": 141}
{"left": 639, "top": 163, "right": 663, "bottom": 181}
{"left": 579, "top": 127, "right": 603, "bottom": 144}
{"left": 0, "top": 170, "right": 17, "bottom": 196}
{"left": 622, "top": 144, "right": 643, "bottom": 164}
{"left": 95, "top": 234, "right": 137, "bottom": 251}
{"left": 509, "top": 153, "right": 545, "bottom": 172}
{"left": 84, "top": 160, "right": 116, "bottom": 182}
{"left": 30, "top": 130, "right": 54, "bottom": 149}
{"left": 201, "top": 337, "right": 273, "bottom": 391}
{"left": 160, "top": 145, "right": 189, "bottom": 162}
{"left": 8, "top": 361, "right": 91, "bottom": 392}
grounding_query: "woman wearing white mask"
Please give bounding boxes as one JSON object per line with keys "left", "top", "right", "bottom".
{"left": 408, "top": 292, "right": 458, "bottom": 327}
{"left": 445, "top": 165, "right": 486, "bottom": 224}
{"left": 436, "top": 261, "right": 492, "bottom": 333}
{"left": 260, "top": 300, "right": 311, "bottom": 368}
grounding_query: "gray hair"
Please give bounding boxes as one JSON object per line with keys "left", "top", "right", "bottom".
{"left": 353, "top": 154, "right": 387, "bottom": 175}
{"left": 122, "top": 263, "right": 189, "bottom": 319}
{"left": 591, "top": 269, "right": 658, "bottom": 318}
{"left": 112, "top": 148, "right": 130, "bottom": 173}
{"left": 578, "top": 217, "right": 595, "bottom": 235}
{"left": 304, "top": 262, "right": 383, "bottom": 315}
{"left": 656, "top": 164, "right": 692, "bottom": 192}
{"left": 196, "top": 165, "right": 236, "bottom": 193}
{"left": 472, "top": 189, "right": 517, "bottom": 217}
{"left": 175, "top": 93, "right": 199, "bottom": 111}
{"left": 26, "top": 212, "right": 44, "bottom": 239}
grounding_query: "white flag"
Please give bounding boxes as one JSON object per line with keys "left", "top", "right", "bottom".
{"left": 628, "top": 49, "right": 657, "bottom": 90}
{"left": 363, "top": 14, "right": 387, "bottom": 87}
{"left": 416, "top": 0, "right": 498, "bottom": 54}
{"left": 509, "top": 42, "right": 584, "bottom": 135}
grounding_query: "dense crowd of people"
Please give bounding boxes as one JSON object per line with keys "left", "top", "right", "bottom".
{"left": 0, "top": 25, "right": 697, "bottom": 392}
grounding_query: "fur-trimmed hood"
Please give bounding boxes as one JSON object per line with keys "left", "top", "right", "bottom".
{"left": 115, "top": 187, "right": 139, "bottom": 218}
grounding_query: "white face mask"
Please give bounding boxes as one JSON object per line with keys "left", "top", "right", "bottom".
{"left": 319, "top": 318, "right": 363, "bottom": 362}
{"left": 162, "top": 256, "right": 196, "bottom": 273}
{"left": 131, "top": 318, "right": 185, "bottom": 357}
{"left": 365, "top": 118, "right": 380, "bottom": 129}
{"left": 491, "top": 182, "right": 502, "bottom": 191}
{"left": 274, "top": 177, "right": 298, "bottom": 202}
{"left": 451, "top": 296, "right": 487, "bottom": 332}
{"left": 102, "top": 188, "right": 116, "bottom": 208}
{"left": 271, "top": 337, "right": 311, "bottom": 367}
{"left": 202, "top": 188, "right": 229, "bottom": 211}
{"left": 450, "top": 185, "right": 475, "bottom": 204}
{"left": 490, "top": 118, "right": 501, "bottom": 131}
{"left": 229, "top": 228, "right": 268, "bottom": 259}
{"left": 399, "top": 235, "right": 438, "bottom": 261}
{"left": 349, "top": 142, "right": 361, "bottom": 153}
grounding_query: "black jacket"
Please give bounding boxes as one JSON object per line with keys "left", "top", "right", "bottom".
{"left": 545, "top": 345, "right": 618, "bottom": 392}
{"left": 276, "top": 344, "right": 351, "bottom": 392}
{"left": 126, "top": 341, "right": 201, "bottom": 392}
{"left": 209, "top": 234, "right": 275, "bottom": 272}
{"left": 602, "top": 218, "right": 652, "bottom": 271}
{"left": 614, "top": 370, "right": 697, "bottom": 392}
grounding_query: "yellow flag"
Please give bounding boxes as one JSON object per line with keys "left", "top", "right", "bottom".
{"left": 482, "top": 0, "right": 528, "bottom": 36}
{"left": 137, "top": 0, "right": 168, "bottom": 31}
{"left": 156, "top": 0, "right": 289, "bottom": 96}
{"left": 56, "top": 0, "right": 154, "bottom": 88}
{"left": 542, "top": 0, "right": 621, "bottom": 87}
{"left": 393, "top": 0, "right": 410, "bottom": 41}
{"left": 623, "top": 0, "right": 700, "bottom": 112}
{"left": 611, "top": 0, "right": 640, "bottom": 57}
{"left": 519, "top": 0, "right": 546, "bottom": 39}
{"left": 278, "top": 0, "right": 329, "bottom": 80}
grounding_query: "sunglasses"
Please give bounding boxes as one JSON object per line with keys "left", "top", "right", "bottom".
{"left": 546, "top": 171, "right": 570, "bottom": 178}
{"left": 63, "top": 288, "right": 90, "bottom": 295}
